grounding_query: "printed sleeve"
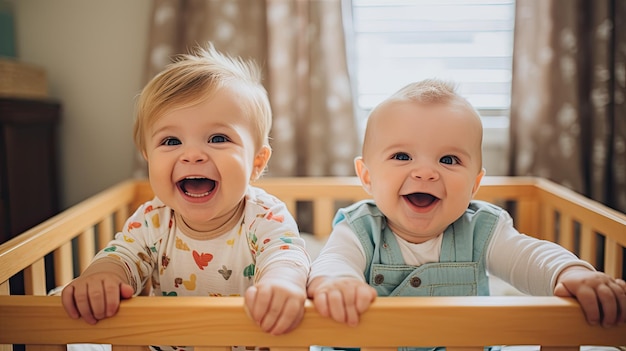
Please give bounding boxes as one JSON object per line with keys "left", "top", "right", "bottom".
{"left": 92, "top": 199, "right": 171, "bottom": 294}
{"left": 486, "top": 210, "right": 595, "bottom": 295}
{"left": 245, "top": 191, "right": 310, "bottom": 283}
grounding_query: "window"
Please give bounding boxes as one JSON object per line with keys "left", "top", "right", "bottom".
{"left": 349, "top": 0, "right": 515, "bottom": 131}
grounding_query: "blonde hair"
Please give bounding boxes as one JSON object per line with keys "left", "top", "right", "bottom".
{"left": 133, "top": 43, "right": 272, "bottom": 153}
{"left": 388, "top": 79, "right": 478, "bottom": 110}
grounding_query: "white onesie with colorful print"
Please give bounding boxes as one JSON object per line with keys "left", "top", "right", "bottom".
{"left": 82, "top": 186, "right": 310, "bottom": 351}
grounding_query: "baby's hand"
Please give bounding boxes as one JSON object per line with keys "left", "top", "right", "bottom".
{"left": 554, "top": 267, "right": 626, "bottom": 327}
{"left": 244, "top": 279, "right": 307, "bottom": 335}
{"left": 61, "top": 272, "right": 134, "bottom": 325}
{"left": 307, "top": 276, "right": 377, "bottom": 327}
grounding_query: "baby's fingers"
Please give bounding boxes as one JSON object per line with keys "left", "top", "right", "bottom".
{"left": 326, "top": 289, "right": 350, "bottom": 324}
{"left": 245, "top": 286, "right": 305, "bottom": 335}
{"left": 340, "top": 287, "right": 361, "bottom": 327}
{"left": 312, "top": 291, "right": 332, "bottom": 318}
{"left": 245, "top": 285, "right": 283, "bottom": 332}
{"left": 61, "top": 284, "right": 82, "bottom": 319}
{"left": 101, "top": 279, "right": 126, "bottom": 318}
{"left": 572, "top": 285, "right": 601, "bottom": 326}
{"left": 604, "top": 279, "right": 626, "bottom": 326}
{"left": 244, "top": 286, "right": 266, "bottom": 324}
{"left": 355, "top": 284, "right": 377, "bottom": 314}
{"left": 596, "top": 283, "right": 618, "bottom": 327}
{"left": 617, "top": 278, "right": 626, "bottom": 324}
{"left": 266, "top": 297, "right": 304, "bottom": 335}
{"left": 65, "top": 283, "right": 99, "bottom": 325}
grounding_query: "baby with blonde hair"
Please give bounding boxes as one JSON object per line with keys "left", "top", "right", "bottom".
{"left": 62, "top": 44, "right": 310, "bottom": 350}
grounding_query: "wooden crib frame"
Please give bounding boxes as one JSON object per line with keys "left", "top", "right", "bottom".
{"left": 1, "top": 176, "right": 625, "bottom": 351}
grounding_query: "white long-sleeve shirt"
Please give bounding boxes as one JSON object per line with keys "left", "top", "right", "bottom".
{"left": 309, "top": 210, "right": 594, "bottom": 296}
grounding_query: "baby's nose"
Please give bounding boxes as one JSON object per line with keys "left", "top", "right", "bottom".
{"left": 181, "top": 146, "right": 207, "bottom": 163}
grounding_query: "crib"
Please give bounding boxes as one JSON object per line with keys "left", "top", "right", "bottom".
{"left": 1, "top": 176, "right": 625, "bottom": 351}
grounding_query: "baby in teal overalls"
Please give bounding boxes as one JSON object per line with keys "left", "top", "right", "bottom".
{"left": 307, "top": 79, "right": 626, "bottom": 350}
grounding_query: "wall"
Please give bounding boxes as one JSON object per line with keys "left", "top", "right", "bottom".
{"left": 13, "top": 0, "right": 151, "bottom": 208}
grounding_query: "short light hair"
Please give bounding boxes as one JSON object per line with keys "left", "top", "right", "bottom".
{"left": 391, "top": 79, "right": 460, "bottom": 102}
{"left": 385, "top": 79, "right": 480, "bottom": 115}
{"left": 133, "top": 43, "right": 272, "bottom": 153}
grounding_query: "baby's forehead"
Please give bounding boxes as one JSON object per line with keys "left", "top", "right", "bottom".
{"left": 370, "top": 99, "right": 481, "bottom": 126}
{"left": 363, "top": 99, "right": 483, "bottom": 153}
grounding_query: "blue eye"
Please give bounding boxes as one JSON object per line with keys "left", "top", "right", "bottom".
{"left": 440, "top": 155, "right": 459, "bottom": 165}
{"left": 391, "top": 152, "right": 411, "bottom": 161}
{"left": 161, "top": 137, "right": 181, "bottom": 146}
{"left": 209, "top": 134, "right": 229, "bottom": 143}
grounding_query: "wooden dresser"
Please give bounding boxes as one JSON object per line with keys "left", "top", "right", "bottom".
{"left": 0, "top": 97, "right": 61, "bottom": 295}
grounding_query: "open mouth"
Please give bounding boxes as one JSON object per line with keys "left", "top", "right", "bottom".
{"left": 177, "top": 177, "right": 216, "bottom": 198}
{"left": 404, "top": 192, "right": 439, "bottom": 208}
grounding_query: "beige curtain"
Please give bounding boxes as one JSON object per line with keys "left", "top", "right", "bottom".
{"left": 509, "top": 0, "right": 626, "bottom": 214}
{"left": 134, "top": 0, "right": 359, "bottom": 177}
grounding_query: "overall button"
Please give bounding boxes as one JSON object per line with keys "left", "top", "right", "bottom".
{"left": 410, "top": 276, "right": 421, "bottom": 287}
{"left": 373, "top": 274, "right": 385, "bottom": 285}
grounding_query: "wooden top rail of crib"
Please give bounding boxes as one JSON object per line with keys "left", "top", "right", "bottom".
{"left": 1, "top": 295, "right": 625, "bottom": 349}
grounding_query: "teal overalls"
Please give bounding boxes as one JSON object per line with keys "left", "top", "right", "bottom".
{"left": 332, "top": 199, "right": 503, "bottom": 351}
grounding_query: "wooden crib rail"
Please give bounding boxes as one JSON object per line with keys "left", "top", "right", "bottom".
{"left": 1, "top": 176, "right": 625, "bottom": 351}
{"left": 0, "top": 180, "right": 137, "bottom": 295}
{"left": 474, "top": 176, "right": 626, "bottom": 278}
{"left": 1, "top": 295, "right": 625, "bottom": 350}
{"left": 533, "top": 177, "right": 626, "bottom": 277}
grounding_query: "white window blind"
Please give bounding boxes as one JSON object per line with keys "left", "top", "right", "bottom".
{"left": 350, "top": 0, "right": 515, "bottom": 123}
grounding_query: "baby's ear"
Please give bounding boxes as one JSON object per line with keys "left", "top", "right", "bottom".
{"left": 354, "top": 157, "right": 372, "bottom": 194}
{"left": 251, "top": 146, "right": 272, "bottom": 180}
{"left": 471, "top": 168, "right": 486, "bottom": 197}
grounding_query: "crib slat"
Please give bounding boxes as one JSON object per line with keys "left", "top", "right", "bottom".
{"left": 558, "top": 213, "right": 575, "bottom": 253}
{"left": 604, "top": 237, "right": 623, "bottom": 278}
{"left": 534, "top": 177, "right": 626, "bottom": 247}
{"left": 313, "top": 197, "right": 334, "bottom": 240}
{"left": 516, "top": 199, "right": 539, "bottom": 239}
{"left": 282, "top": 198, "right": 297, "bottom": 219}
{"left": 115, "top": 206, "right": 130, "bottom": 233}
{"left": 578, "top": 224, "right": 596, "bottom": 268}
{"left": 54, "top": 241, "right": 74, "bottom": 287}
{"left": 540, "top": 204, "right": 556, "bottom": 242}
{"left": 97, "top": 215, "right": 115, "bottom": 250}
{"left": 0, "top": 280, "right": 8, "bottom": 295}
{"left": 24, "top": 257, "right": 47, "bottom": 295}
{"left": 78, "top": 227, "right": 96, "bottom": 273}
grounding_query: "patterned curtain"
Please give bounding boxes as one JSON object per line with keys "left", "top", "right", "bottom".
{"left": 509, "top": 0, "right": 626, "bottom": 214}
{"left": 134, "top": 0, "right": 359, "bottom": 177}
